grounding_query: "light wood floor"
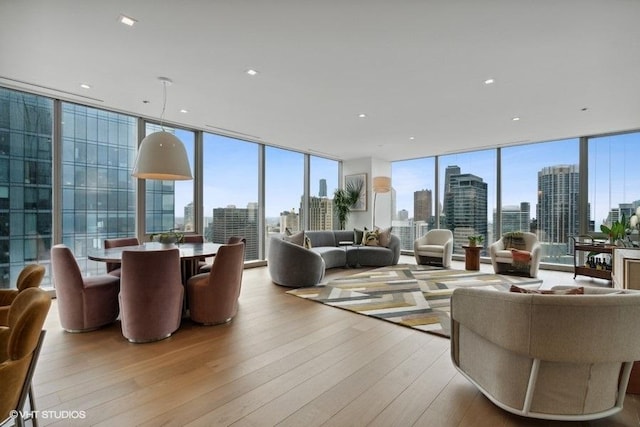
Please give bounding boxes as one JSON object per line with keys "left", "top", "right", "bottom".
{"left": 32, "top": 256, "right": 640, "bottom": 426}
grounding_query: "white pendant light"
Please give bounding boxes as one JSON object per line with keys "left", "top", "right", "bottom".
{"left": 132, "top": 77, "right": 193, "bottom": 180}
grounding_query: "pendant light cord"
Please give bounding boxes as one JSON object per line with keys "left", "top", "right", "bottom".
{"left": 160, "top": 80, "right": 167, "bottom": 131}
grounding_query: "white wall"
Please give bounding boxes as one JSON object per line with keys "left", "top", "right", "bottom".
{"left": 342, "top": 157, "right": 392, "bottom": 230}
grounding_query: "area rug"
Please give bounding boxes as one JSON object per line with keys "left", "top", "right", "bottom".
{"left": 286, "top": 264, "right": 542, "bottom": 338}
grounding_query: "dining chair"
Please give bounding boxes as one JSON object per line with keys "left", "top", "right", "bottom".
{"left": 187, "top": 241, "right": 245, "bottom": 325}
{"left": 0, "top": 287, "right": 51, "bottom": 427}
{"left": 50, "top": 244, "right": 120, "bottom": 332}
{"left": 182, "top": 234, "right": 207, "bottom": 271}
{"left": 119, "top": 248, "right": 183, "bottom": 342}
{"left": 199, "top": 236, "right": 246, "bottom": 273}
{"left": 0, "top": 264, "right": 45, "bottom": 326}
{"left": 104, "top": 237, "right": 140, "bottom": 277}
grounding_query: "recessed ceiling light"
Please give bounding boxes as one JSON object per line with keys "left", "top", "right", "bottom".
{"left": 246, "top": 69, "right": 258, "bottom": 76}
{"left": 118, "top": 14, "right": 137, "bottom": 26}
{"left": 80, "top": 83, "right": 91, "bottom": 89}
{"left": 358, "top": 113, "right": 367, "bottom": 118}
{"left": 484, "top": 78, "right": 495, "bottom": 85}
{"left": 512, "top": 117, "right": 521, "bottom": 121}
{"left": 409, "top": 136, "right": 415, "bottom": 141}
{"left": 180, "top": 109, "right": 188, "bottom": 113}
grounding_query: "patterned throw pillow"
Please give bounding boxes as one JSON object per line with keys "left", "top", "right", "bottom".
{"left": 362, "top": 229, "right": 380, "bottom": 246}
{"left": 509, "top": 285, "right": 584, "bottom": 295}
{"left": 376, "top": 226, "right": 393, "bottom": 247}
{"left": 503, "top": 232, "right": 527, "bottom": 250}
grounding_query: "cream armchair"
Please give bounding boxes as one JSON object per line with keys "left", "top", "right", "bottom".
{"left": 414, "top": 229, "right": 453, "bottom": 267}
{"left": 451, "top": 286, "right": 640, "bottom": 421}
{"left": 489, "top": 231, "right": 541, "bottom": 277}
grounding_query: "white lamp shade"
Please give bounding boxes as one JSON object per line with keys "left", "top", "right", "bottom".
{"left": 372, "top": 176, "right": 392, "bottom": 193}
{"left": 132, "top": 131, "right": 193, "bottom": 180}
{"left": 631, "top": 215, "right": 638, "bottom": 228}
{"left": 636, "top": 206, "right": 640, "bottom": 217}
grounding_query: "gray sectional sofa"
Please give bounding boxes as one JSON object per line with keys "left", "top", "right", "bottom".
{"left": 268, "top": 230, "right": 401, "bottom": 288}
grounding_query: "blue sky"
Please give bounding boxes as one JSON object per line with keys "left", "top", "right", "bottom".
{"left": 171, "top": 129, "right": 639, "bottom": 226}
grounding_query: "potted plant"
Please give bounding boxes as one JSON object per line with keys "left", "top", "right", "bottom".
{"left": 600, "top": 214, "right": 627, "bottom": 245}
{"left": 467, "top": 235, "right": 484, "bottom": 247}
{"left": 333, "top": 179, "right": 364, "bottom": 230}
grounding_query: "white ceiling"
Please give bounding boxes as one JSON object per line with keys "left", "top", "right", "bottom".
{"left": 1, "top": 0, "right": 639, "bottom": 161}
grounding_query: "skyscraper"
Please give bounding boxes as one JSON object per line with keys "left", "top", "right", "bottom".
{"left": 494, "top": 202, "right": 530, "bottom": 237}
{"left": 319, "top": 179, "right": 327, "bottom": 197}
{"left": 183, "top": 202, "right": 194, "bottom": 232}
{"left": 210, "top": 204, "right": 258, "bottom": 260}
{"left": 307, "top": 196, "right": 334, "bottom": 230}
{"left": 414, "top": 189, "right": 432, "bottom": 222}
{"left": 536, "top": 164, "right": 582, "bottom": 244}
{"left": 443, "top": 169, "right": 488, "bottom": 250}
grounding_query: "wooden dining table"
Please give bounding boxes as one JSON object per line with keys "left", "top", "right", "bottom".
{"left": 88, "top": 241, "right": 222, "bottom": 284}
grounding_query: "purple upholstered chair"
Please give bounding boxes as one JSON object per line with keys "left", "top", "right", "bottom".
{"left": 50, "top": 244, "right": 120, "bottom": 332}
{"left": 187, "top": 241, "right": 245, "bottom": 325}
{"left": 199, "top": 236, "right": 246, "bottom": 273}
{"left": 119, "top": 248, "right": 184, "bottom": 343}
{"left": 104, "top": 237, "right": 140, "bottom": 277}
{"left": 182, "top": 234, "right": 207, "bottom": 270}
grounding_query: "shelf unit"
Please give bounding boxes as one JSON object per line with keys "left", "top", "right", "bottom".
{"left": 571, "top": 235, "right": 612, "bottom": 281}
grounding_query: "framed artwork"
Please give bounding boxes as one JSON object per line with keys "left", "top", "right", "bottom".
{"left": 345, "top": 173, "right": 367, "bottom": 211}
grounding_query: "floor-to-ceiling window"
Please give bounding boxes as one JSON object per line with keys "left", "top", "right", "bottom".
{"left": 202, "top": 133, "right": 259, "bottom": 260}
{"left": 0, "top": 88, "right": 53, "bottom": 288}
{"left": 391, "top": 158, "right": 436, "bottom": 251}
{"left": 144, "top": 124, "right": 195, "bottom": 234}
{"left": 265, "top": 147, "right": 304, "bottom": 245}
{"left": 502, "top": 138, "right": 579, "bottom": 265}
{"left": 61, "top": 104, "right": 137, "bottom": 276}
{"left": 439, "top": 150, "right": 496, "bottom": 255}
{"left": 308, "top": 156, "right": 339, "bottom": 231}
{"left": 588, "top": 131, "right": 640, "bottom": 240}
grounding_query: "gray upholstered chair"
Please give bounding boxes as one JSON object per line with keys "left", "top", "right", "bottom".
{"left": 50, "top": 244, "right": 121, "bottom": 332}
{"left": 199, "top": 236, "right": 245, "bottom": 273}
{"left": 0, "top": 264, "right": 45, "bottom": 326}
{"left": 268, "top": 237, "right": 325, "bottom": 288}
{"left": 0, "top": 287, "right": 51, "bottom": 427}
{"left": 104, "top": 237, "right": 140, "bottom": 277}
{"left": 451, "top": 286, "right": 640, "bottom": 421}
{"left": 489, "top": 231, "right": 541, "bottom": 277}
{"left": 414, "top": 229, "right": 453, "bottom": 267}
{"left": 187, "top": 241, "right": 245, "bottom": 325}
{"left": 119, "top": 248, "right": 184, "bottom": 342}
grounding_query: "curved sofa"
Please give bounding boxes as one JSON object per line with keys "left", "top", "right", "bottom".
{"left": 268, "top": 230, "right": 401, "bottom": 288}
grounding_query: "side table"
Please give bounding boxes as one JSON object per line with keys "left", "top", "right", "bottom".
{"left": 462, "top": 245, "right": 481, "bottom": 271}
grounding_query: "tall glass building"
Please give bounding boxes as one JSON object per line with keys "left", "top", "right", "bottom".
{"left": 0, "top": 89, "right": 53, "bottom": 288}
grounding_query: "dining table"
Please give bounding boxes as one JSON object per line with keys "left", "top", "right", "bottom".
{"left": 88, "top": 241, "right": 222, "bottom": 284}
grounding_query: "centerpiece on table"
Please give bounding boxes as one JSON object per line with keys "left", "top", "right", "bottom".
{"left": 151, "top": 230, "right": 184, "bottom": 247}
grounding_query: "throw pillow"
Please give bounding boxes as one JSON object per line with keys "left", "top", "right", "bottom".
{"left": 362, "top": 229, "right": 380, "bottom": 246}
{"left": 354, "top": 228, "right": 365, "bottom": 245}
{"left": 284, "top": 227, "right": 293, "bottom": 236}
{"left": 509, "top": 285, "right": 584, "bottom": 295}
{"left": 503, "top": 232, "right": 527, "bottom": 250}
{"left": 304, "top": 235, "right": 312, "bottom": 249}
{"left": 376, "top": 226, "right": 393, "bottom": 247}
{"left": 284, "top": 231, "right": 305, "bottom": 247}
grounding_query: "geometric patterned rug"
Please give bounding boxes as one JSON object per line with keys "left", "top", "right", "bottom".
{"left": 286, "top": 264, "right": 543, "bottom": 338}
